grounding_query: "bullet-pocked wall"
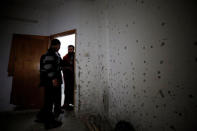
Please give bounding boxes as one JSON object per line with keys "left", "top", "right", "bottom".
{"left": 105, "top": 0, "right": 197, "bottom": 130}
{"left": 1, "top": 0, "right": 197, "bottom": 130}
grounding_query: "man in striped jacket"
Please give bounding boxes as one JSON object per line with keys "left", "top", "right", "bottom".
{"left": 36, "top": 39, "right": 63, "bottom": 129}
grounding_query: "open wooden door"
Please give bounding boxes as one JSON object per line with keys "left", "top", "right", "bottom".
{"left": 8, "top": 34, "right": 49, "bottom": 109}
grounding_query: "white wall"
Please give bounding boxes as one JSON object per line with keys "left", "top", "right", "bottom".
{"left": 105, "top": 0, "right": 197, "bottom": 130}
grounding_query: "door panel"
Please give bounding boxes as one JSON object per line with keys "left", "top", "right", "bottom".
{"left": 9, "top": 34, "right": 49, "bottom": 108}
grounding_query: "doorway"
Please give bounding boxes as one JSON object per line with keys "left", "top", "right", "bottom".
{"left": 50, "top": 29, "right": 76, "bottom": 109}
{"left": 8, "top": 29, "right": 76, "bottom": 109}
{"left": 56, "top": 34, "right": 75, "bottom": 106}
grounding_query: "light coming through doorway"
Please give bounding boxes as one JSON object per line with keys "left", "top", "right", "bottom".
{"left": 56, "top": 34, "right": 75, "bottom": 106}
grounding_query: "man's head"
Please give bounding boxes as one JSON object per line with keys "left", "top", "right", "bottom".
{"left": 68, "top": 45, "right": 75, "bottom": 54}
{"left": 50, "top": 39, "right": 61, "bottom": 52}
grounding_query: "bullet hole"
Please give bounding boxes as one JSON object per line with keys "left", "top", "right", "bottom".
{"left": 178, "top": 113, "right": 183, "bottom": 116}
{"left": 136, "top": 40, "right": 138, "bottom": 43}
{"left": 194, "top": 41, "right": 197, "bottom": 46}
{"left": 124, "top": 46, "right": 127, "bottom": 50}
{"left": 150, "top": 45, "right": 153, "bottom": 48}
{"left": 144, "top": 60, "right": 146, "bottom": 63}
{"left": 142, "top": 46, "right": 146, "bottom": 50}
{"left": 168, "top": 90, "right": 171, "bottom": 94}
{"left": 143, "top": 72, "right": 146, "bottom": 76}
{"left": 84, "top": 52, "right": 90, "bottom": 57}
{"left": 130, "top": 62, "right": 133, "bottom": 66}
{"left": 143, "top": 79, "right": 146, "bottom": 82}
{"left": 118, "top": 31, "right": 120, "bottom": 34}
{"left": 143, "top": 90, "right": 146, "bottom": 93}
{"left": 102, "top": 66, "right": 104, "bottom": 71}
{"left": 157, "top": 71, "right": 161, "bottom": 74}
{"left": 141, "top": 0, "right": 144, "bottom": 4}
{"left": 156, "top": 105, "right": 159, "bottom": 108}
{"left": 113, "top": 59, "right": 116, "bottom": 63}
{"left": 161, "top": 42, "right": 165, "bottom": 46}
{"left": 126, "top": 24, "right": 129, "bottom": 27}
{"left": 132, "top": 77, "right": 135, "bottom": 80}
{"left": 120, "top": 62, "right": 122, "bottom": 64}
{"left": 170, "top": 125, "right": 176, "bottom": 131}
{"left": 153, "top": 115, "right": 157, "bottom": 119}
{"left": 132, "top": 85, "right": 135, "bottom": 89}
{"left": 188, "top": 94, "right": 193, "bottom": 98}
{"left": 159, "top": 90, "right": 165, "bottom": 98}
{"left": 160, "top": 60, "right": 164, "bottom": 64}
{"left": 195, "top": 57, "right": 197, "bottom": 62}
{"left": 161, "top": 22, "right": 166, "bottom": 26}
{"left": 158, "top": 76, "right": 161, "bottom": 79}
{"left": 132, "top": 67, "right": 135, "bottom": 70}
{"left": 133, "top": 21, "right": 136, "bottom": 24}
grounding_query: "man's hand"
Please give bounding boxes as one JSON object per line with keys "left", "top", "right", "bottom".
{"left": 52, "top": 79, "right": 59, "bottom": 87}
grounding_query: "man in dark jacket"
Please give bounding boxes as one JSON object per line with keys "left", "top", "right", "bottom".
{"left": 36, "top": 39, "right": 63, "bottom": 129}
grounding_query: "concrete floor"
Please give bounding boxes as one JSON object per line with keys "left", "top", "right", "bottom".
{"left": 0, "top": 110, "right": 89, "bottom": 131}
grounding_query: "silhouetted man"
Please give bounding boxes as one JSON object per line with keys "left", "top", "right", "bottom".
{"left": 36, "top": 39, "right": 63, "bottom": 129}
{"left": 62, "top": 45, "right": 75, "bottom": 110}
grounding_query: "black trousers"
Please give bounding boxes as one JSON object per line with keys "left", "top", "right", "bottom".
{"left": 37, "top": 84, "right": 62, "bottom": 122}
{"left": 64, "top": 78, "right": 74, "bottom": 106}
{"left": 44, "top": 85, "right": 61, "bottom": 113}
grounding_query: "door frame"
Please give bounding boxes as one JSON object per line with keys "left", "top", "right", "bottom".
{"left": 50, "top": 29, "right": 77, "bottom": 109}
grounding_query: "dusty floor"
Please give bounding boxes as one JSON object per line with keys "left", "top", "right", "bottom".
{"left": 0, "top": 109, "right": 89, "bottom": 131}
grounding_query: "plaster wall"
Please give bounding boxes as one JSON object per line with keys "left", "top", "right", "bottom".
{"left": 105, "top": 0, "right": 197, "bottom": 130}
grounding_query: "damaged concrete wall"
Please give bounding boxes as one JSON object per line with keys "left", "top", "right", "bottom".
{"left": 105, "top": 0, "right": 197, "bottom": 130}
